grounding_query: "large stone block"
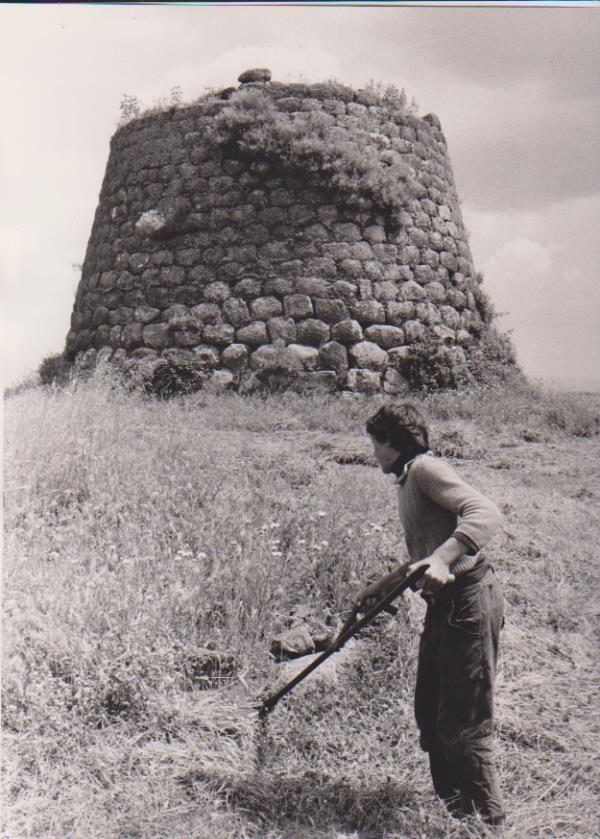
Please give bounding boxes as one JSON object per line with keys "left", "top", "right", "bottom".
{"left": 193, "top": 345, "right": 220, "bottom": 368}
{"left": 189, "top": 265, "right": 215, "bottom": 284}
{"left": 373, "top": 281, "right": 399, "bottom": 302}
{"left": 174, "top": 285, "right": 204, "bottom": 306}
{"left": 314, "top": 298, "right": 350, "bottom": 323}
{"left": 164, "top": 305, "right": 196, "bottom": 329}
{"left": 440, "top": 305, "right": 460, "bottom": 329}
{"left": 236, "top": 321, "right": 269, "bottom": 346}
{"left": 301, "top": 222, "right": 328, "bottom": 242}
{"left": 306, "top": 257, "right": 337, "bottom": 278}
{"left": 332, "top": 280, "right": 358, "bottom": 303}
{"left": 387, "top": 346, "right": 412, "bottom": 369}
{"left": 296, "top": 318, "right": 330, "bottom": 347}
{"left": 263, "top": 277, "right": 294, "bottom": 296}
{"left": 440, "top": 251, "right": 458, "bottom": 272}
{"left": 318, "top": 204, "right": 338, "bottom": 224}
{"left": 318, "top": 341, "right": 349, "bottom": 374}
{"left": 350, "top": 300, "right": 386, "bottom": 325}
{"left": 288, "top": 204, "right": 313, "bottom": 225}
{"left": 283, "top": 294, "right": 314, "bottom": 318}
{"left": 173, "top": 328, "right": 202, "bottom": 348}
{"left": 446, "top": 289, "right": 467, "bottom": 310}
{"left": 349, "top": 341, "right": 388, "bottom": 370}
{"left": 364, "top": 324, "right": 405, "bottom": 349}
{"left": 294, "top": 371, "right": 338, "bottom": 392}
{"left": 346, "top": 368, "right": 382, "bottom": 393}
{"left": 333, "top": 222, "right": 362, "bottom": 242}
{"left": 403, "top": 320, "right": 427, "bottom": 343}
{"left": 120, "top": 323, "right": 143, "bottom": 349}
{"left": 249, "top": 345, "right": 302, "bottom": 372}
{"left": 221, "top": 343, "right": 249, "bottom": 369}
{"left": 425, "top": 282, "right": 446, "bottom": 303}
{"left": 416, "top": 302, "right": 442, "bottom": 325}
{"left": 234, "top": 278, "right": 263, "bottom": 299}
{"left": 142, "top": 322, "right": 169, "bottom": 349}
{"left": 207, "top": 369, "right": 236, "bottom": 392}
{"left": 363, "top": 260, "right": 383, "bottom": 280}
{"left": 238, "top": 67, "right": 272, "bottom": 83}
{"left": 250, "top": 296, "right": 283, "bottom": 320}
{"left": 363, "top": 225, "right": 386, "bottom": 244}
{"left": 295, "top": 277, "right": 332, "bottom": 298}
{"left": 175, "top": 248, "right": 200, "bottom": 267}
{"left": 407, "top": 227, "right": 429, "bottom": 248}
{"left": 160, "top": 265, "right": 186, "bottom": 287}
{"left": 400, "top": 246, "right": 420, "bottom": 266}
{"left": 331, "top": 319, "right": 363, "bottom": 343}
{"left": 399, "top": 280, "right": 427, "bottom": 301}
{"left": 192, "top": 302, "right": 221, "bottom": 323}
{"left": 222, "top": 297, "right": 251, "bottom": 327}
{"left": 287, "top": 344, "right": 319, "bottom": 371}
{"left": 386, "top": 301, "right": 416, "bottom": 324}
{"left": 93, "top": 306, "right": 111, "bottom": 327}
{"left": 350, "top": 242, "right": 374, "bottom": 261}
{"left": 432, "top": 324, "right": 456, "bottom": 342}
{"left": 204, "top": 281, "right": 231, "bottom": 302}
{"left": 203, "top": 323, "right": 235, "bottom": 346}
{"left": 384, "top": 368, "right": 409, "bottom": 394}
{"left": 268, "top": 317, "right": 297, "bottom": 345}
{"left": 339, "top": 258, "right": 362, "bottom": 278}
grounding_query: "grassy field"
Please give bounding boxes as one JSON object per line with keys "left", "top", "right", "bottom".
{"left": 3, "top": 373, "right": 600, "bottom": 838}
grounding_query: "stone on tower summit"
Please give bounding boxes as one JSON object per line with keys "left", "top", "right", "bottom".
{"left": 237, "top": 67, "right": 272, "bottom": 84}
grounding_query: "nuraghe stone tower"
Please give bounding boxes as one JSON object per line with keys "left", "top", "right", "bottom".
{"left": 67, "top": 69, "right": 490, "bottom": 393}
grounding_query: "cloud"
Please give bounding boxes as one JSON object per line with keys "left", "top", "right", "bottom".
{"left": 463, "top": 195, "right": 600, "bottom": 381}
{"left": 487, "top": 237, "right": 552, "bottom": 283}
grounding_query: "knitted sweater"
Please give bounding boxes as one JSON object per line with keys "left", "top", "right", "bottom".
{"left": 396, "top": 453, "right": 502, "bottom": 576}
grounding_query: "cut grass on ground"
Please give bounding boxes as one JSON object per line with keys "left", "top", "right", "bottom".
{"left": 3, "top": 376, "right": 600, "bottom": 838}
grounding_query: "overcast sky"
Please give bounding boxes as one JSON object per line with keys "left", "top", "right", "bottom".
{"left": 2, "top": 3, "right": 599, "bottom": 389}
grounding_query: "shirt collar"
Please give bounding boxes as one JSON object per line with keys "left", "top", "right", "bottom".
{"left": 395, "top": 450, "right": 433, "bottom": 486}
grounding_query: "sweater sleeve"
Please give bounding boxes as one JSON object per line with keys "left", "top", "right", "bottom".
{"left": 413, "top": 457, "right": 502, "bottom": 553}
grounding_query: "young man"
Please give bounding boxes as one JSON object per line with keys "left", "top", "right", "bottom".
{"left": 359, "top": 401, "right": 505, "bottom": 828}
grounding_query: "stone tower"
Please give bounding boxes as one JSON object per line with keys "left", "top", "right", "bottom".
{"left": 66, "top": 69, "right": 492, "bottom": 392}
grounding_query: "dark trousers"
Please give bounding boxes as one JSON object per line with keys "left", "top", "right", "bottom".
{"left": 414, "top": 566, "right": 505, "bottom": 825}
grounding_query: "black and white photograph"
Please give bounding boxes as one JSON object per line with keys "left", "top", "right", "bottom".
{"left": 2, "top": 2, "right": 599, "bottom": 837}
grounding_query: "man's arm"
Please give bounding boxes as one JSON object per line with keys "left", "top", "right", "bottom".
{"left": 414, "top": 457, "right": 502, "bottom": 555}
{"left": 410, "top": 458, "right": 502, "bottom": 593}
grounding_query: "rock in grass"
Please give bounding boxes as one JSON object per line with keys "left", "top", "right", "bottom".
{"left": 271, "top": 615, "right": 333, "bottom": 659}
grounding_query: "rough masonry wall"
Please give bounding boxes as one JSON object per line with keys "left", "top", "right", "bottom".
{"left": 67, "top": 73, "right": 485, "bottom": 392}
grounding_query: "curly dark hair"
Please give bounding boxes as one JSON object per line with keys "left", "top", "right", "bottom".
{"left": 366, "top": 402, "right": 430, "bottom": 454}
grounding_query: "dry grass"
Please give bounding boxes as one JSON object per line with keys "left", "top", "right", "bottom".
{"left": 2, "top": 373, "right": 599, "bottom": 838}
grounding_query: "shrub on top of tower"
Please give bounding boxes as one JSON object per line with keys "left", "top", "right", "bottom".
{"left": 208, "top": 81, "right": 423, "bottom": 223}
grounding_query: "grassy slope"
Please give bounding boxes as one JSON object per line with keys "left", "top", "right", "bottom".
{"left": 2, "top": 376, "right": 600, "bottom": 839}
